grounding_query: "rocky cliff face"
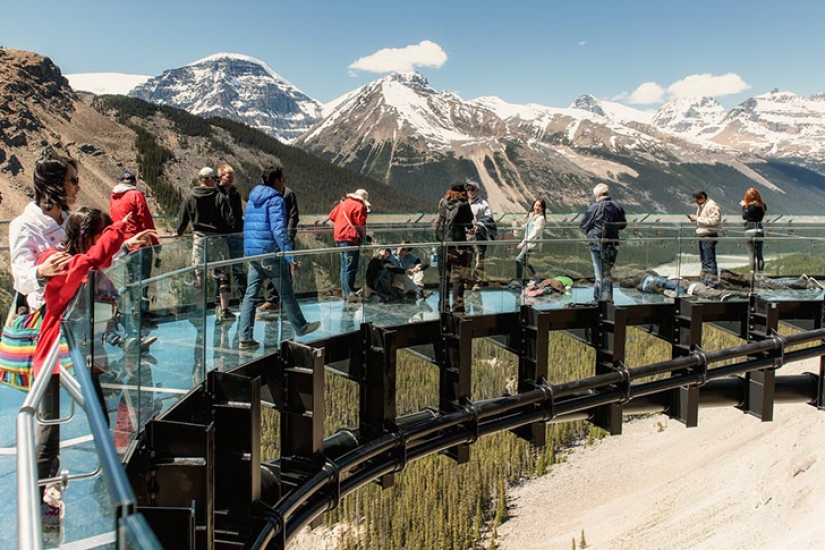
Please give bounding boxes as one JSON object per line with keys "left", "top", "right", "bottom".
{"left": 0, "top": 49, "right": 139, "bottom": 219}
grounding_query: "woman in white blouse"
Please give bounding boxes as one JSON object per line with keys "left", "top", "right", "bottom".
{"left": 515, "top": 199, "right": 546, "bottom": 281}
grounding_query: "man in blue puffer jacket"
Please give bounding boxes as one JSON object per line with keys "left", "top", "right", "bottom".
{"left": 237, "top": 161, "right": 320, "bottom": 348}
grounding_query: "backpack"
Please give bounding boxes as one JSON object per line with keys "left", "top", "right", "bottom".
{"left": 435, "top": 200, "right": 465, "bottom": 242}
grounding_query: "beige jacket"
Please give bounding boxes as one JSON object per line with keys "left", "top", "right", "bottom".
{"left": 695, "top": 198, "right": 722, "bottom": 236}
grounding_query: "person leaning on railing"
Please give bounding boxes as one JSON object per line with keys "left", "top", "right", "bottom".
{"left": 8, "top": 149, "right": 76, "bottom": 529}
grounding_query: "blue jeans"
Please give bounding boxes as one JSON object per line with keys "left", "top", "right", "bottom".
{"left": 698, "top": 234, "right": 718, "bottom": 281}
{"left": 642, "top": 275, "right": 682, "bottom": 295}
{"left": 336, "top": 241, "right": 360, "bottom": 298}
{"left": 239, "top": 259, "right": 308, "bottom": 341}
{"left": 590, "top": 246, "right": 618, "bottom": 302}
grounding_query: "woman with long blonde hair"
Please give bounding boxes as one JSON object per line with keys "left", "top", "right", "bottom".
{"left": 740, "top": 187, "right": 767, "bottom": 273}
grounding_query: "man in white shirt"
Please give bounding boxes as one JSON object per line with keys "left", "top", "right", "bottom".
{"left": 688, "top": 190, "right": 722, "bottom": 286}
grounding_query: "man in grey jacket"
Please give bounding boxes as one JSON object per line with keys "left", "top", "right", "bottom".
{"left": 688, "top": 190, "right": 722, "bottom": 287}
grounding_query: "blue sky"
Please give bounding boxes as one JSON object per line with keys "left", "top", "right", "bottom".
{"left": 4, "top": 0, "right": 823, "bottom": 108}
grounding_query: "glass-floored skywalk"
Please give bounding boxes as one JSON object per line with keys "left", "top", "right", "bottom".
{"left": 2, "top": 217, "right": 824, "bottom": 548}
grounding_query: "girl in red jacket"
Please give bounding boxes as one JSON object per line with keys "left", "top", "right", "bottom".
{"left": 33, "top": 208, "right": 155, "bottom": 527}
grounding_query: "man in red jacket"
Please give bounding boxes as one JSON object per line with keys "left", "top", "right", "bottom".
{"left": 329, "top": 189, "right": 370, "bottom": 301}
{"left": 110, "top": 170, "right": 160, "bottom": 320}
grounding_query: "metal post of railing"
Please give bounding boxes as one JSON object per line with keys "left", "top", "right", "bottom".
{"left": 16, "top": 338, "right": 62, "bottom": 550}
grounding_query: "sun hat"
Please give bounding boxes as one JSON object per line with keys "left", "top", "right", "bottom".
{"left": 347, "top": 188, "right": 372, "bottom": 212}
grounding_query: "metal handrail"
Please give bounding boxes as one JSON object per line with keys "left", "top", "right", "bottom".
{"left": 16, "top": 337, "right": 63, "bottom": 550}
{"left": 15, "top": 309, "right": 144, "bottom": 548}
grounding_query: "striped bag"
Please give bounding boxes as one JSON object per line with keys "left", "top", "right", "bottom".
{"left": 0, "top": 302, "right": 72, "bottom": 391}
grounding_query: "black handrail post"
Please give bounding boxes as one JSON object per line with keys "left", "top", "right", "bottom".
{"left": 741, "top": 296, "right": 780, "bottom": 421}
{"left": 359, "top": 324, "right": 398, "bottom": 488}
{"left": 670, "top": 298, "right": 704, "bottom": 427}
{"left": 438, "top": 312, "right": 472, "bottom": 463}
{"left": 592, "top": 302, "right": 627, "bottom": 434}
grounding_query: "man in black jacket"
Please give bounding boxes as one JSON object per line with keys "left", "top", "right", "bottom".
{"left": 580, "top": 183, "right": 627, "bottom": 304}
{"left": 176, "top": 166, "right": 235, "bottom": 320}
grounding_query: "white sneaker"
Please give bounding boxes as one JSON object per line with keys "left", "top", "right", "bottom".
{"left": 42, "top": 484, "right": 64, "bottom": 530}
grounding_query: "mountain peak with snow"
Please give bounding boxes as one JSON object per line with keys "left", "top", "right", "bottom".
{"left": 129, "top": 53, "right": 322, "bottom": 142}
{"left": 651, "top": 96, "right": 726, "bottom": 139}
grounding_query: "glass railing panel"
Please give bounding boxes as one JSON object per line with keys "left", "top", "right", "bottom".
{"left": 97, "top": 236, "right": 208, "bottom": 454}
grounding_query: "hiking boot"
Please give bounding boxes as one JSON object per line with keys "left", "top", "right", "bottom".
{"left": 217, "top": 309, "right": 236, "bottom": 323}
{"left": 239, "top": 339, "right": 260, "bottom": 349}
{"left": 295, "top": 321, "right": 321, "bottom": 337}
{"left": 256, "top": 301, "right": 279, "bottom": 313}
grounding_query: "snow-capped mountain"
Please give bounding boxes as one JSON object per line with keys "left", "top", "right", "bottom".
{"left": 297, "top": 72, "right": 748, "bottom": 212}
{"left": 711, "top": 91, "right": 825, "bottom": 159}
{"left": 569, "top": 94, "right": 654, "bottom": 125}
{"left": 129, "top": 53, "right": 323, "bottom": 142}
{"left": 651, "top": 96, "right": 727, "bottom": 140}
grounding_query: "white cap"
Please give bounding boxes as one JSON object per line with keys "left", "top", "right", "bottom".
{"left": 198, "top": 167, "right": 216, "bottom": 179}
{"left": 593, "top": 183, "right": 609, "bottom": 197}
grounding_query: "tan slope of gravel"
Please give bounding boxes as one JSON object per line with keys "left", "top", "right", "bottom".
{"left": 497, "top": 358, "right": 825, "bottom": 550}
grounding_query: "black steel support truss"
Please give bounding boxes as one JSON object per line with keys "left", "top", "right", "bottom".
{"left": 123, "top": 296, "right": 825, "bottom": 549}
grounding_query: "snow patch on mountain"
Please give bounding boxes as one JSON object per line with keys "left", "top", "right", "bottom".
{"left": 570, "top": 94, "right": 654, "bottom": 125}
{"left": 66, "top": 73, "right": 151, "bottom": 95}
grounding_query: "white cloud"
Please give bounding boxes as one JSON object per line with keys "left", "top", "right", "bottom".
{"left": 618, "top": 72, "right": 751, "bottom": 105}
{"left": 349, "top": 40, "right": 448, "bottom": 74}
{"left": 578, "top": 41, "right": 586, "bottom": 46}
{"left": 626, "top": 82, "right": 666, "bottom": 104}
{"left": 667, "top": 73, "right": 751, "bottom": 99}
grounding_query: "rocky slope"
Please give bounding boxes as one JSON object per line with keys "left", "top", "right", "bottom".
{"left": 0, "top": 49, "right": 420, "bottom": 225}
{"left": 0, "top": 48, "right": 143, "bottom": 221}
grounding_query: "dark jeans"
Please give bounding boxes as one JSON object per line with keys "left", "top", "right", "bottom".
{"left": 336, "top": 241, "right": 360, "bottom": 298}
{"left": 515, "top": 247, "right": 536, "bottom": 281}
{"left": 698, "top": 233, "right": 718, "bottom": 282}
{"left": 227, "top": 234, "right": 248, "bottom": 300}
{"left": 744, "top": 228, "right": 765, "bottom": 272}
{"left": 590, "top": 246, "right": 618, "bottom": 303}
{"left": 438, "top": 246, "right": 471, "bottom": 313}
{"left": 36, "top": 375, "right": 60, "bottom": 495}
